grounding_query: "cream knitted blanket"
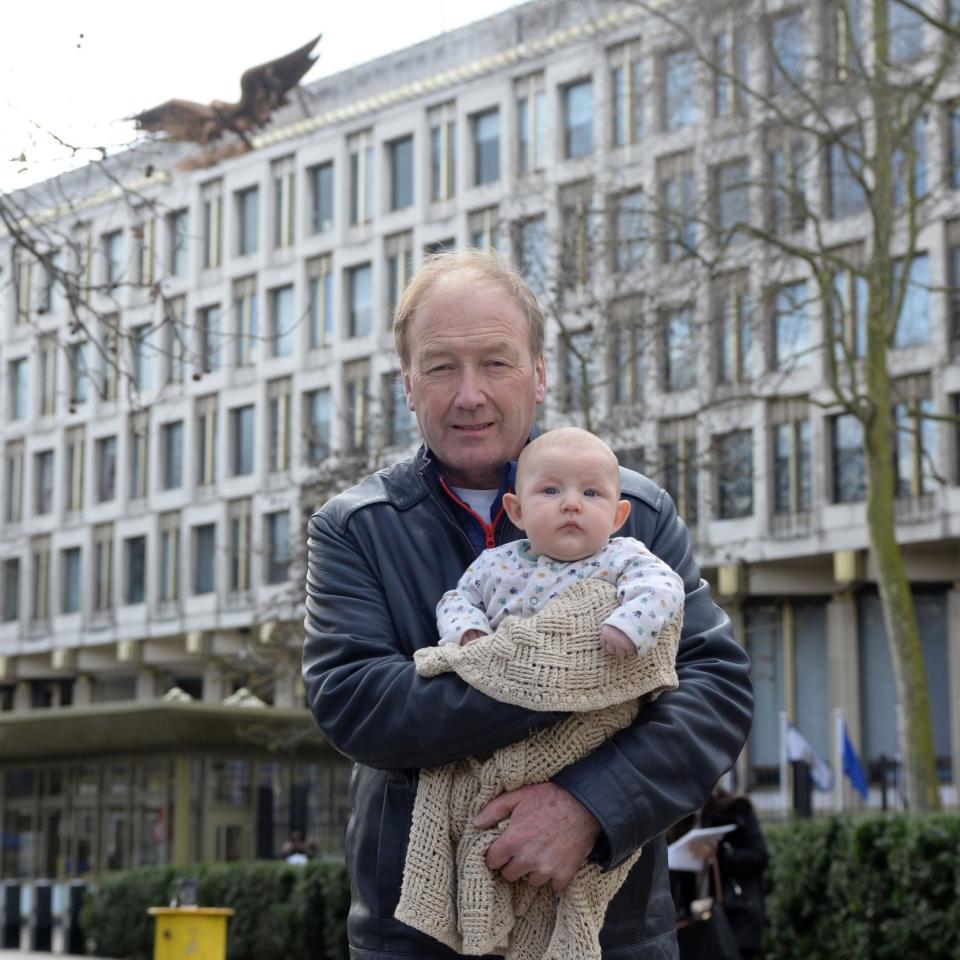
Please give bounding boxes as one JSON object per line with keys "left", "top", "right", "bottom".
{"left": 394, "top": 578, "right": 681, "bottom": 960}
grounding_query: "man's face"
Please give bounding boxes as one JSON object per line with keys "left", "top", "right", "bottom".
{"left": 403, "top": 277, "right": 546, "bottom": 489}
{"left": 507, "top": 446, "right": 629, "bottom": 562}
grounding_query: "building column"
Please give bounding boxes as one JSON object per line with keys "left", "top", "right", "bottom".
{"left": 948, "top": 583, "right": 960, "bottom": 792}
{"left": 202, "top": 661, "right": 227, "bottom": 703}
{"left": 827, "top": 589, "right": 861, "bottom": 809}
{"left": 272, "top": 655, "right": 299, "bottom": 710}
{"left": 73, "top": 674, "right": 94, "bottom": 705}
{"left": 13, "top": 682, "right": 31, "bottom": 711}
{"left": 171, "top": 756, "right": 193, "bottom": 867}
{"left": 725, "top": 599, "right": 751, "bottom": 793}
{"left": 136, "top": 667, "right": 160, "bottom": 701}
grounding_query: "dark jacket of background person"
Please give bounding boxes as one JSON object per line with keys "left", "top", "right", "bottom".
{"left": 303, "top": 446, "right": 754, "bottom": 960}
{"left": 670, "top": 791, "right": 768, "bottom": 959}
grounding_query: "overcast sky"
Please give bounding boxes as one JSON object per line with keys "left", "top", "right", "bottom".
{"left": 0, "top": 0, "right": 522, "bottom": 192}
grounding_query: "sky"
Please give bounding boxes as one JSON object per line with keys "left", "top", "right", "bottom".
{"left": 0, "top": 0, "right": 523, "bottom": 193}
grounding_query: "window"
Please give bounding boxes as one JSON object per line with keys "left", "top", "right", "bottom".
{"left": 712, "top": 26, "right": 747, "bottom": 117}
{"left": 4, "top": 441, "right": 24, "bottom": 523}
{"left": 306, "top": 389, "right": 332, "bottom": 463}
{"left": 100, "top": 318, "right": 119, "bottom": 402}
{"left": 308, "top": 255, "right": 334, "bottom": 348}
{"left": 772, "top": 281, "right": 810, "bottom": 369}
{"left": 712, "top": 158, "right": 750, "bottom": 246}
{"left": 163, "top": 297, "right": 186, "bottom": 385}
{"left": 714, "top": 273, "right": 752, "bottom": 386}
{"left": 892, "top": 253, "right": 930, "bottom": 347}
{"left": 768, "top": 138, "right": 807, "bottom": 234}
{"left": 429, "top": 103, "right": 456, "bottom": 201}
{"left": 69, "top": 342, "right": 89, "bottom": 407}
{"left": 831, "top": 413, "right": 866, "bottom": 502}
{"left": 202, "top": 180, "right": 223, "bottom": 269}
{"left": 103, "top": 230, "right": 123, "bottom": 287}
{"left": 658, "top": 153, "right": 696, "bottom": 262}
{"left": 159, "top": 512, "right": 180, "bottom": 604}
{"left": 659, "top": 418, "right": 699, "bottom": 525}
{"left": 385, "top": 232, "right": 414, "bottom": 317}
{"left": 716, "top": 429, "right": 754, "bottom": 518}
{"left": 61, "top": 547, "right": 81, "bottom": 614}
{"left": 349, "top": 130, "right": 374, "bottom": 225}
{"left": 388, "top": 136, "right": 414, "bottom": 211}
{"left": 347, "top": 263, "right": 373, "bottom": 338}
{"left": 892, "top": 117, "right": 928, "bottom": 205}
{"left": 129, "top": 413, "right": 148, "bottom": 500}
{"left": 469, "top": 206, "right": 501, "bottom": 252}
{"left": 663, "top": 305, "right": 696, "bottom": 391}
{"left": 193, "top": 524, "right": 216, "bottom": 595}
{"left": 309, "top": 161, "right": 334, "bottom": 232}
{"left": 39, "top": 250, "right": 61, "bottom": 315}
{"left": 9, "top": 358, "right": 28, "bottom": 421}
{"left": 383, "top": 371, "right": 416, "bottom": 447}
{"left": 269, "top": 285, "right": 295, "bottom": 357}
{"left": 195, "top": 395, "right": 217, "bottom": 488}
{"left": 559, "top": 180, "right": 597, "bottom": 294}
{"left": 125, "top": 536, "right": 147, "bottom": 605}
{"left": 228, "top": 499, "right": 252, "bottom": 593}
{"left": 31, "top": 538, "right": 50, "bottom": 622}
{"left": 161, "top": 421, "right": 183, "bottom": 490}
{"left": 132, "top": 323, "right": 155, "bottom": 391}
{"left": 893, "top": 382, "right": 936, "bottom": 497}
{"left": 343, "top": 361, "right": 370, "bottom": 453}
{"left": 231, "top": 405, "right": 255, "bottom": 476}
{"left": 827, "top": 128, "right": 867, "bottom": 218}
{"left": 830, "top": 258, "right": 868, "bottom": 362}
{"left": 265, "top": 511, "right": 291, "bottom": 585}
{"left": 888, "top": 0, "right": 924, "bottom": 61}
{"left": 612, "top": 188, "right": 646, "bottom": 272}
{"left": 423, "top": 238, "right": 455, "bottom": 256}
{"left": 233, "top": 276, "right": 258, "bottom": 367}
{"left": 268, "top": 378, "right": 292, "bottom": 474}
{"left": 560, "top": 328, "right": 598, "bottom": 414}
{"left": 137, "top": 216, "right": 155, "bottom": 285}
{"left": 65, "top": 426, "right": 85, "bottom": 512}
{"left": 609, "top": 298, "right": 645, "bottom": 407}
{"left": 949, "top": 103, "right": 960, "bottom": 191}
{"left": 953, "top": 393, "right": 960, "bottom": 484}
{"left": 96, "top": 435, "right": 117, "bottom": 502}
{"left": 198, "top": 303, "right": 222, "bottom": 373}
{"left": 514, "top": 216, "right": 547, "bottom": 296}
{"left": 272, "top": 157, "right": 295, "bottom": 248}
{"left": 768, "top": 10, "right": 804, "bottom": 94}
{"left": 771, "top": 401, "right": 812, "bottom": 516}
{"left": 2, "top": 558, "right": 20, "bottom": 622}
{"left": 563, "top": 78, "right": 593, "bottom": 159}
{"left": 516, "top": 75, "right": 546, "bottom": 174}
{"left": 93, "top": 524, "right": 113, "bottom": 612}
{"left": 36, "top": 337, "right": 56, "bottom": 419}
{"left": 609, "top": 42, "right": 643, "bottom": 147}
{"left": 236, "top": 187, "right": 259, "bottom": 255}
{"left": 829, "top": 0, "right": 864, "bottom": 79}
{"left": 948, "top": 223, "right": 960, "bottom": 343}
{"left": 472, "top": 108, "right": 500, "bottom": 186}
{"left": 34, "top": 450, "right": 54, "bottom": 515}
{"left": 663, "top": 48, "right": 696, "bottom": 130}
{"left": 168, "top": 209, "right": 189, "bottom": 276}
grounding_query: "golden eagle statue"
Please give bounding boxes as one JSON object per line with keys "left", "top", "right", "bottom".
{"left": 131, "top": 34, "right": 321, "bottom": 148}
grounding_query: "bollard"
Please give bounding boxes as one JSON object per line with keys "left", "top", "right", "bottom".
{"left": 147, "top": 906, "right": 235, "bottom": 960}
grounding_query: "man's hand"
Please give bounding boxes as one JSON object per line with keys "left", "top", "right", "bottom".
{"left": 472, "top": 782, "right": 601, "bottom": 891}
{"left": 459, "top": 629, "right": 487, "bottom": 645}
{"left": 599, "top": 624, "right": 635, "bottom": 657}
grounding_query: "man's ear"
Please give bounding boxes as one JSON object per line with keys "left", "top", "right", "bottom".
{"left": 612, "top": 499, "right": 631, "bottom": 533}
{"left": 401, "top": 368, "right": 414, "bottom": 411}
{"left": 502, "top": 492, "right": 525, "bottom": 530}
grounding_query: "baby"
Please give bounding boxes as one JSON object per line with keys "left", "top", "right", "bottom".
{"left": 436, "top": 427, "right": 684, "bottom": 657}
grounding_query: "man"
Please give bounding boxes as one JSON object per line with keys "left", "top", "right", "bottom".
{"left": 303, "top": 250, "right": 753, "bottom": 959}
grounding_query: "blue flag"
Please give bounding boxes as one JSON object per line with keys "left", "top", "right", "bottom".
{"left": 842, "top": 721, "right": 869, "bottom": 799}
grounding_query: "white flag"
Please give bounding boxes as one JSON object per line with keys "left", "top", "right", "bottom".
{"left": 785, "top": 722, "right": 835, "bottom": 791}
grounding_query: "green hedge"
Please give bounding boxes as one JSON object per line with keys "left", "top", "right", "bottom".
{"left": 79, "top": 859, "right": 350, "bottom": 960}
{"left": 764, "top": 814, "right": 960, "bottom": 960}
{"left": 81, "top": 815, "right": 960, "bottom": 959}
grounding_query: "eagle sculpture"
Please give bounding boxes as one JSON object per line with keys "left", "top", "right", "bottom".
{"left": 131, "top": 34, "right": 321, "bottom": 148}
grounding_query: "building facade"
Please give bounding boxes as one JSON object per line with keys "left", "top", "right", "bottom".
{"left": 1, "top": 0, "right": 959, "bottom": 881}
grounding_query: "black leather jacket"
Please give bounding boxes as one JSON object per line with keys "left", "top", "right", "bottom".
{"left": 303, "top": 446, "right": 753, "bottom": 960}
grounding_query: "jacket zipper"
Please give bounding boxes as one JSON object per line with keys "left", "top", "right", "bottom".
{"left": 437, "top": 476, "right": 504, "bottom": 550}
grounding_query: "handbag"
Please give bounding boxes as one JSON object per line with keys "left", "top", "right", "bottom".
{"left": 676, "top": 857, "right": 743, "bottom": 960}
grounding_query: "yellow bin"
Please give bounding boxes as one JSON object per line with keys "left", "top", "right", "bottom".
{"left": 147, "top": 906, "right": 235, "bottom": 960}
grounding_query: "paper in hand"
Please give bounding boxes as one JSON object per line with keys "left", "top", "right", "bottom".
{"left": 667, "top": 823, "right": 737, "bottom": 872}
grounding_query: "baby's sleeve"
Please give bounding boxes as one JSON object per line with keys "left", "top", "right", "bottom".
{"left": 605, "top": 540, "right": 685, "bottom": 655}
{"left": 435, "top": 554, "right": 495, "bottom": 647}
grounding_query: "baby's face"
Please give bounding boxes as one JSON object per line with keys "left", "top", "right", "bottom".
{"left": 513, "top": 447, "right": 625, "bottom": 562}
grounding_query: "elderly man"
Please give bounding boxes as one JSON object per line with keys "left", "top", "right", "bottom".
{"left": 303, "top": 250, "right": 753, "bottom": 960}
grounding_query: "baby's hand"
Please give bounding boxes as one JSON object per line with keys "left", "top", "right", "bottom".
{"left": 460, "top": 629, "right": 486, "bottom": 646}
{"left": 599, "top": 625, "right": 635, "bottom": 658}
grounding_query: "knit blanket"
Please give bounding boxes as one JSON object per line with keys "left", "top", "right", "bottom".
{"left": 394, "top": 578, "right": 681, "bottom": 960}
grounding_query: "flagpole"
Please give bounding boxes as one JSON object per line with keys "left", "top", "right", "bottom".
{"left": 834, "top": 707, "right": 845, "bottom": 812}
{"left": 779, "top": 710, "right": 789, "bottom": 816}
